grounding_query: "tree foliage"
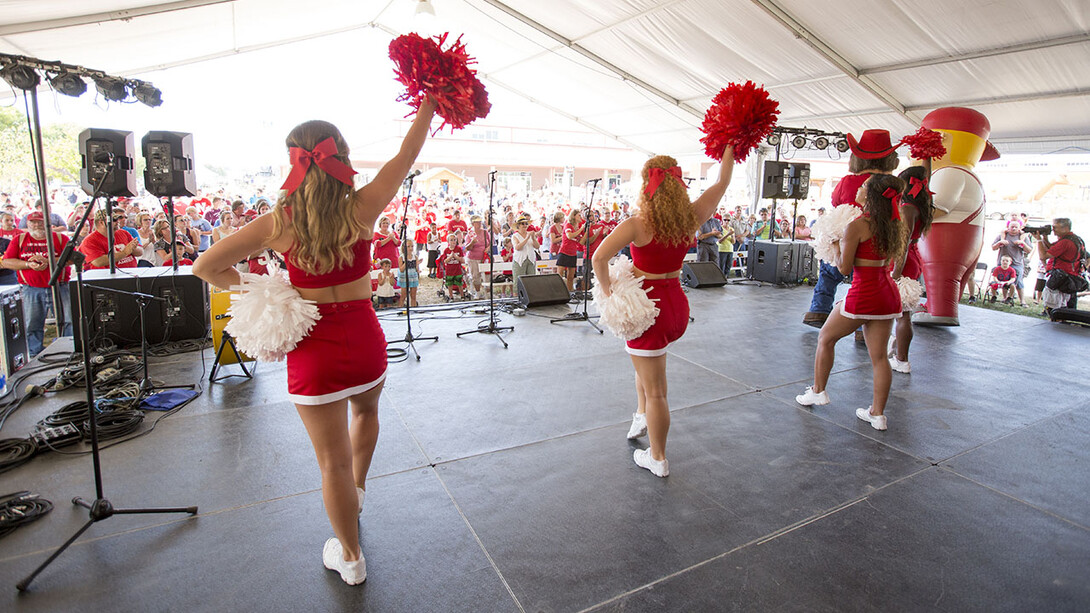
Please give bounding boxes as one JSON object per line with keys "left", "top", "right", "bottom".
{"left": 0, "top": 105, "right": 85, "bottom": 190}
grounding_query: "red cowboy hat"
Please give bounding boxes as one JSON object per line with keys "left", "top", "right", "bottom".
{"left": 846, "top": 129, "right": 896, "bottom": 160}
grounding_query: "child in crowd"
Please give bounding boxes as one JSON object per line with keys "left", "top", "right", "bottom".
{"left": 987, "top": 255, "right": 1017, "bottom": 303}
{"left": 1033, "top": 258, "right": 1048, "bottom": 303}
{"left": 163, "top": 241, "right": 194, "bottom": 267}
{"left": 374, "top": 258, "right": 398, "bottom": 309}
{"left": 500, "top": 237, "right": 514, "bottom": 262}
{"left": 441, "top": 232, "right": 466, "bottom": 300}
{"left": 426, "top": 222, "right": 440, "bottom": 278}
{"left": 398, "top": 240, "right": 420, "bottom": 307}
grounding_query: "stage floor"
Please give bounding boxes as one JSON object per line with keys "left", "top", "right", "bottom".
{"left": 1, "top": 283, "right": 1088, "bottom": 612}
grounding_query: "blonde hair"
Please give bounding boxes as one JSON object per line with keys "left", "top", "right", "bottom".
{"left": 567, "top": 209, "right": 583, "bottom": 225}
{"left": 271, "top": 120, "right": 366, "bottom": 275}
{"left": 636, "top": 155, "right": 697, "bottom": 246}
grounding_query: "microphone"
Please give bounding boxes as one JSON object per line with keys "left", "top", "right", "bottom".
{"left": 587, "top": 178, "right": 602, "bottom": 185}
{"left": 405, "top": 169, "right": 422, "bottom": 181}
{"left": 92, "top": 151, "right": 115, "bottom": 165}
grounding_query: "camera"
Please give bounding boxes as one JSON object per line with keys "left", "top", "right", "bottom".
{"left": 1023, "top": 224, "right": 1052, "bottom": 236}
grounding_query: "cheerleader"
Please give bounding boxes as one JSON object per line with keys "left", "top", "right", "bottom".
{"left": 194, "top": 99, "right": 436, "bottom": 585}
{"left": 591, "top": 146, "right": 736, "bottom": 477}
{"left": 889, "top": 166, "right": 934, "bottom": 373}
{"left": 796, "top": 174, "right": 907, "bottom": 431}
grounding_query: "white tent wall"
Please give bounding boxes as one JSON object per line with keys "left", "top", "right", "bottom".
{"left": 2, "top": 0, "right": 1089, "bottom": 163}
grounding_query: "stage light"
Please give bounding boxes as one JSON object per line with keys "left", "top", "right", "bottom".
{"left": 835, "top": 138, "right": 850, "bottom": 153}
{"left": 767, "top": 133, "right": 781, "bottom": 146}
{"left": 94, "top": 75, "right": 128, "bottom": 102}
{"left": 0, "top": 62, "right": 41, "bottom": 90}
{"left": 791, "top": 135, "right": 807, "bottom": 149}
{"left": 49, "top": 71, "right": 87, "bottom": 97}
{"left": 415, "top": 0, "right": 436, "bottom": 16}
{"left": 132, "top": 81, "right": 162, "bottom": 107}
{"left": 813, "top": 136, "right": 829, "bottom": 150}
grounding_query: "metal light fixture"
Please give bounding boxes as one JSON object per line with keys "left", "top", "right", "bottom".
{"left": 132, "top": 81, "right": 162, "bottom": 107}
{"left": 835, "top": 138, "right": 850, "bottom": 153}
{"left": 767, "top": 133, "right": 781, "bottom": 146}
{"left": 791, "top": 135, "right": 807, "bottom": 149}
{"left": 813, "top": 136, "right": 829, "bottom": 150}
{"left": 49, "top": 71, "right": 87, "bottom": 97}
{"left": 415, "top": 0, "right": 436, "bottom": 16}
{"left": 93, "top": 75, "right": 128, "bottom": 101}
{"left": 0, "top": 62, "right": 41, "bottom": 90}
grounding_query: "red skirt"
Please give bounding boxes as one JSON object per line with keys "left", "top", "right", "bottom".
{"left": 626, "top": 278, "right": 689, "bottom": 357}
{"left": 901, "top": 242, "right": 922, "bottom": 281}
{"left": 286, "top": 299, "right": 387, "bottom": 405}
{"left": 840, "top": 266, "right": 901, "bottom": 320}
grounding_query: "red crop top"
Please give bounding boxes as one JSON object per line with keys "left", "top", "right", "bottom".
{"left": 629, "top": 236, "right": 691, "bottom": 274}
{"left": 854, "top": 236, "right": 887, "bottom": 261}
{"left": 284, "top": 238, "right": 373, "bottom": 288}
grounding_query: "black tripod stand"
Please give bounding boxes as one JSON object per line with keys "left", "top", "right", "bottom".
{"left": 387, "top": 172, "right": 438, "bottom": 361}
{"left": 18, "top": 166, "right": 197, "bottom": 592}
{"left": 551, "top": 179, "right": 603, "bottom": 334}
{"left": 458, "top": 171, "right": 513, "bottom": 347}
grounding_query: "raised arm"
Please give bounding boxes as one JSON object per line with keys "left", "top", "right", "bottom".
{"left": 692, "top": 145, "right": 735, "bottom": 224}
{"left": 193, "top": 214, "right": 275, "bottom": 290}
{"left": 356, "top": 99, "right": 437, "bottom": 223}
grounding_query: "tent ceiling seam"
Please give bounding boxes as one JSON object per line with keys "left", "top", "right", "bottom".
{"left": 748, "top": 0, "right": 919, "bottom": 126}
{"left": 860, "top": 33, "right": 1090, "bottom": 76}
{"left": 0, "top": 0, "right": 236, "bottom": 37}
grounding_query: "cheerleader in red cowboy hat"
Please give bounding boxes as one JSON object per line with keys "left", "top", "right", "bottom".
{"left": 591, "top": 145, "right": 736, "bottom": 477}
{"left": 194, "top": 99, "right": 436, "bottom": 585}
{"left": 796, "top": 174, "right": 907, "bottom": 431}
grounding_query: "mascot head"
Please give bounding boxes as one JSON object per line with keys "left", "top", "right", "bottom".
{"left": 921, "top": 107, "right": 1000, "bottom": 169}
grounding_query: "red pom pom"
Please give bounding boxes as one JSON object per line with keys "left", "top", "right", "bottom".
{"left": 389, "top": 32, "right": 491, "bottom": 133}
{"left": 700, "top": 81, "right": 780, "bottom": 162}
{"left": 900, "top": 127, "right": 946, "bottom": 160}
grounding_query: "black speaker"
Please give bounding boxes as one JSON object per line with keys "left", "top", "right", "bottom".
{"left": 762, "top": 161, "right": 791, "bottom": 198}
{"left": 681, "top": 261, "right": 728, "bottom": 288}
{"left": 793, "top": 240, "right": 818, "bottom": 281}
{"left": 517, "top": 274, "right": 570, "bottom": 307}
{"left": 1049, "top": 308, "right": 1090, "bottom": 326}
{"left": 747, "top": 240, "right": 795, "bottom": 283}
{"left": 70, "top": 267, "right": 209, "bottom": 348}
{"left": 789, "top": 163, "right": 810, "bottom": 199}
{"left": 0, "top": 286, "right": 28, "bottom": 376}
{"left": 142, "top": 131, "right": 196, "bottom": 197}
{"left": 79, "top": 128, "right": 136, "bottom": 197}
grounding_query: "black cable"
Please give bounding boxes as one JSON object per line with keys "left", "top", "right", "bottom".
{"left": 0, "top": 438, "right": 37, "bottom": 474}
{"left": 0, "top": 491, "right": 53, "bottom": 538}
{"left": 87, "top": 409, "right": 143, "bottom": 440}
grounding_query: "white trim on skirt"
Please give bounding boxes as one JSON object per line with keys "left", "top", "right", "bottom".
{"left": 837, "top": 300, "right": 900, "bottom": 321}
{"left": 288, "top": 371, "right": 387, "bottom": 406}
{"left": 626, "top": 344, "right": 670, "bottom": 357}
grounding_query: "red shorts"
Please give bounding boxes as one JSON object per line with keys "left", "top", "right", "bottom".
{"left": 840, "top": 266, "right": 901, "bottom": 320}
{"left": 286, "top": 299, "right": 387, "bottom": 405}
{"left": 626, "top": 278, "right": 689, "bottom": 357}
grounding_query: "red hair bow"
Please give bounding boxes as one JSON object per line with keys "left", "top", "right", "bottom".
{"left": 644, "top": 166, "right": 684, "bottom": 198}
{"left": 280, "top": 137, "right": 358, "bottom": 196}
{"left": 882, "top": 186, "right": 902, "bottom": 221}
{"left": 907, "top": 175, "right": 932, "bottom": 198}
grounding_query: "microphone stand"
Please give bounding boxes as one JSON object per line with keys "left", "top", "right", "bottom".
{"left": 458, "top": 171, "right": 513, "bottom": 347}
{"left": 551, "top": 179, "right": 603, "bottom": 334}
{"left": 18, "top": 167, "right": 197, "bottom": 592}
{"left": 386, "top": 172, "right": 437, "bottom": 361}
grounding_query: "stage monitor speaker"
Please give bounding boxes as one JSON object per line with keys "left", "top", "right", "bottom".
{"left": 79, "top": 128, "right": 136, "bottom": 197}
{"left": 747, "top": 240, "right": 796, "bottom": 284}
{"left": 682, "top": 261, "right": 728, "bottom": 288}
{"left": 70, "top": 267, "right": 210, "bottom": 349}
{"left": 142, "top": 131, "right": 196, "bottom": 198}
{"left": 0, "top": 286, "right": 29, "bottom": 377}
{"left": 517, "top": 274, "right": 570, "bottom": 307}
{"left": 793, "top": 240, "right": 818, "bottom": 282}
{"left": 762, "top": 161, "right": 791, "bottom": 199}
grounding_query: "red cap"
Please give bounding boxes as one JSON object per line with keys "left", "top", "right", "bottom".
{"left": 921, "top": 107, "right": 1000, "bottom": 161}
{"left": 846, "top": 129, "right": 896, "bottom": 160}
{"left": 26, "top": 211, "right": 44, "bottom": 222}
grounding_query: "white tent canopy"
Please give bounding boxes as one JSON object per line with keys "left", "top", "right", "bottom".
{"left": 3, "top": 0, "right": 1089, "bottom": 159}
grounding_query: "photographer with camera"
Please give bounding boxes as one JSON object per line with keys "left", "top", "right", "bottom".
{"left": 1033, "top": 218, "right": 1088, "bottom": 311}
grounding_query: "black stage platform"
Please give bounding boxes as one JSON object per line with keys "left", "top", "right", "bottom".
{"left": 1, "top": 284, "right": 1087, "bottom": 612}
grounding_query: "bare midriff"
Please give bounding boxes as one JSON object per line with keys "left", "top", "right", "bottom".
{"left": 853, "top": 257, "right": 889, "bottom": 268}
{"left": 294, "top": 277, "right": 372, "bottom": 304}
{"left": 633, "top": 267, "right": 681, "bottom": 280}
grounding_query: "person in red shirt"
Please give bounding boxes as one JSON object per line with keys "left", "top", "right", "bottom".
{"left": 440, "top": 232, "right": 466, "bottom": 300}
{"left": 986, "top": 255, "right": 1017, "bottom": 303}
{"left": 586, "top": 209, "right": 608, "bottom": 259}
{"left": 1035, "top": 218, "right": 1086, "bottom": 309}
{"left": 445, "top": 209, "right": 467, "bottom": 238}
{"left": 2, "top": 211, "right": 72, "bottom": 355}
{"left": 557, "top": 209, "right": 587, "bottom": 292}
{"left": 372, "top": 216, "right": 401, "bottom": 269}
{"left": 80, "top": 209, "right": 142, "bottom": 269}
{"left": 0, "top": 212, "right": 21, "bottom": 285}
{"left": 163, "top": 241, "right": 195, "bottom": 267}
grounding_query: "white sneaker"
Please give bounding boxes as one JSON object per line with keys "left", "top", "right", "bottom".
{"left": 322, "top": 538, "right": 366, "bottom": 585}
{"left": 795, "top": 386, "right": 830, "bottom": 406}
{"left": 357, "top": 487, "right": 365, "bottom": 514}
{"left": 633, "top": 448, "right": 669, "bottom": 477}
{"left": 626, "top": 413, "right": 647, "bottom": 439}
{"left": 856, "top": 407, "right": 888, "bottom": 431}
{"left": 889, "top": 356, "right": 911, "bottom": 374}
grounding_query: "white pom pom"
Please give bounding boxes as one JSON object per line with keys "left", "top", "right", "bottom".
{"left": 896, "top": 276, "right": 924, "bottom": 310}
{"left": 811, "top": 205, "right": 862, "bottom": 263}
{"left": 224, "top": 262, "right": 321, "bottom": 362}
{"left": 592, "top": 256, "right": 660, "bottom": 341}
